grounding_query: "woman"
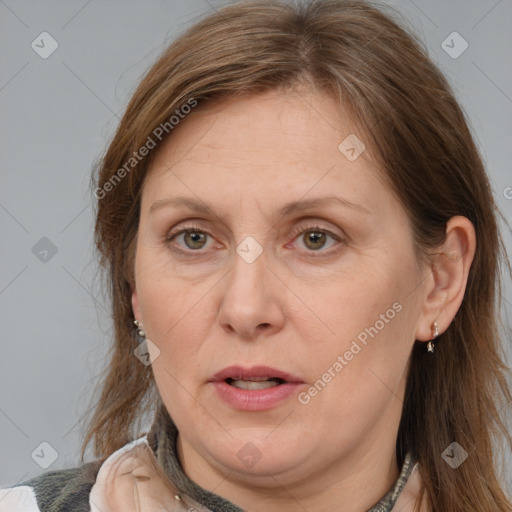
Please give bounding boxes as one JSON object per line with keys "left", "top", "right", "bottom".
{"left": 1, "top": 0, "right": 511, "bottom": 510}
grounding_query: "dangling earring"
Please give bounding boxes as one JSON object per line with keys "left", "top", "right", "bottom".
{"left": 427, "top": 321, "right": 439, "bottom": 353}
{"left": 134, "top": 319, "right": 146, "bottom": 338}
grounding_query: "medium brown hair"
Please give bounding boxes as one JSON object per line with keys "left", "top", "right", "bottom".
{"left": 84, "top": 1, "right": 512, "bottom": 509}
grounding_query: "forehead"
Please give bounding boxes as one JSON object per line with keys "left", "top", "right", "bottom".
{"left": 141, "top": 89, "right": 391, "bottom": 220}
{"left": 152, "top": 89, "right": 358, "bottom": 168}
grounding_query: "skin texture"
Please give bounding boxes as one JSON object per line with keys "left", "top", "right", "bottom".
{"left": 131, "top": 87, "right": 475, "bottom": 512}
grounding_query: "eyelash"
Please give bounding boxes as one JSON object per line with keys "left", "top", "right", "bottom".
{"left": 165, "top": 222, "right": 344, "bottom": 258}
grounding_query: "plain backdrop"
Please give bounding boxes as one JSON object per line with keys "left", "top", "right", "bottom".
{"left": 1, "top": 0, "right": 511, "bottom": 495}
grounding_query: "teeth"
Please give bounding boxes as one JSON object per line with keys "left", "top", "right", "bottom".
{"left": 240, "top": 377, "right": 273, "bottom": 382}
{"left": 229, "top": 378, "right": 282, "bottom": 390}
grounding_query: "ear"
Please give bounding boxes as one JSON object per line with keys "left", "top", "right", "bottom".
{"left": 132, "top": 287, "right": 141, "bottom": 322}
{"left": 415, "top": 216, "right": 476, "bottom": 342}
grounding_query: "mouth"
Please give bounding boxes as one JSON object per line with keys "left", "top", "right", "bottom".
{"left": 210, "top": 365, "right": 304, "bottom": 411}
{"left": 224, "top": 377, "right": 286, "bottom": 390}
{"left": 211, "top": 365, "right": 303, "bottom": 387}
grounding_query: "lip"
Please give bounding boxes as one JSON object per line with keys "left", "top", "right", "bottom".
{"left": 210, "top": 365, "right": 305, "bottom": 411}
{"left": 211, "top": 365, "right": 303, "bottom": 383}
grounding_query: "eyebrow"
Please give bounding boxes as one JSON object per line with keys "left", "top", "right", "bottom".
{"left": 149, "top": 195, "right": 370, "bottom": 219}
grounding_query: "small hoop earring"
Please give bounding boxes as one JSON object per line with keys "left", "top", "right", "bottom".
{"left": 134, "top": 319, "right": 146, "bottom": 338}
{"left": 427, "top": 321, "right": 439, "bottom": 354}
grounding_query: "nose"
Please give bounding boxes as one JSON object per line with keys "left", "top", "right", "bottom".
{"left": 217, "top": 246, "right": 285, "bottom": 340}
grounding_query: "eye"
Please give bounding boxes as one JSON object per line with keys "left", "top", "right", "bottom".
{"left": 165, "top": 222, "right": 344, "bottom": 257}
{"left": 288, "top": 223, "right": 343, "bottom": 255}
{"left": 165, "top": 224, "right": 215, "bottom": 253}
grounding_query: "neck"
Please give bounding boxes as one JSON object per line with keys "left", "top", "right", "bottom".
{"left": 177, "top": 433, "right": 400, "bottom": 512}
{"left": 149, "top": 405, "right": 404, "bottom": 512}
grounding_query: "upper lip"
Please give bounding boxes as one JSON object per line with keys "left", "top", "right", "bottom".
{"left": 211, "top": 365, "right": 303, "bottom": 383}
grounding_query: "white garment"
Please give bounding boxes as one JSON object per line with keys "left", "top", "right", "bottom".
{"left": 0, "top": 486, "right": 40, "bottom": 512}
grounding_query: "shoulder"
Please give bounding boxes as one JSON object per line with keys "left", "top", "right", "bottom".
{"left": 0, "top": 440, "right": 148, "bottom": 512}
{"left": 0, "top": 460, "right": 102, "bottom": 512}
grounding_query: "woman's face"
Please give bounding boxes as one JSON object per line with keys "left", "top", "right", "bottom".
{"left": 132, "top": 88, "right": 431, "bottom": 489}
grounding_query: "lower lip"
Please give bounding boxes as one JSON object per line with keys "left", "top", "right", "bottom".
{"left": 211, "top": 381, "right": 303, "bottom": 411}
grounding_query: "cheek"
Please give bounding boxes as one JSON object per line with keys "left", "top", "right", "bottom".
{"left": 135, "top": 260, "right": 217, "bottom": 381}
{"left": 304, "top": 264, "right": 399, "bottom": 343}
{"left": 298, "top": 258, "right": 416, "bottom": 394}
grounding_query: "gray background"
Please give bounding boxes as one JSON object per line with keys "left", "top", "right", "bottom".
{"left": 1, "top": 0, "right": 511, "bottom": 495}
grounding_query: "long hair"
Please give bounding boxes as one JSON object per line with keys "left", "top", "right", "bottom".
{"left": 84, "top": 1, "right": 512, "bottom": 510}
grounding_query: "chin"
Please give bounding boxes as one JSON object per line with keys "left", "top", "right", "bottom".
{"left": 207, "top": 426, "right": 313, "bottom": 477}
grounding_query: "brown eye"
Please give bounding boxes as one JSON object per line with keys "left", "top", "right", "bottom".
{"left": 165, "top": 224, "right": 215, "bottom": 254}
{"left": 302, "top": 230, "right": 327, "bottom": 250}
{"left": 289, "top": 223, "right": 344, "bottom": 257}
{"left": 182, "top": 230, "right": 208, "bottom": 250}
